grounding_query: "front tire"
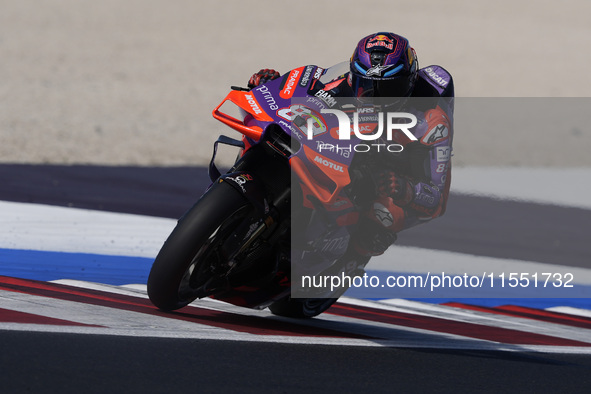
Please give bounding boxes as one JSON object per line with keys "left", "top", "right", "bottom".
{"left": 147, "top": 181, "right": 256, "bottom": 311}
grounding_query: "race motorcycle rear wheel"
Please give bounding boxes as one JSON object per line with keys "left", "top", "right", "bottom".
{"left": 268, "top": 297, "right": 339, "bottom": 318}
{"left": 147, "top": 181, "right": 261, "bottom": 311}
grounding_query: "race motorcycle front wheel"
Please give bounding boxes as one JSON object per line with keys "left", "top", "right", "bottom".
{"left": 147, "top": 180, "right": 261, "bottom": 311}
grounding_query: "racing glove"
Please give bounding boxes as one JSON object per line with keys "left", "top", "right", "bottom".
{"left": 376, "top": 171, "right": 441, "bottom": 217}
{"left": 247, "top": 69, "right": 280, "bottom": 89}
{"left": 376, "top": 171, "right": 413, "bottom": 206}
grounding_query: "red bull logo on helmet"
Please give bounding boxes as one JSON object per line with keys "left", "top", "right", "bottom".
{"left": 366, "top": 34, "right": 394, "bottom": 50}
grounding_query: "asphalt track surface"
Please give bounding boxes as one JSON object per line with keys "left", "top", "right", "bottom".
{"left": 3, "top": 164, "right": 590, "bottom": 267}
{"left": 3, "top": 330, "right": 591, "bottom": 394}
{"left": 1, "top": 164, "right": 591, "bottom": 393}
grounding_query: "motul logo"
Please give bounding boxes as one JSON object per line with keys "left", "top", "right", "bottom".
{"left": 314, "top": 155, "right": 344, "bottom": 172}
{"left": 244, "top": 94, "right": 262, "bottom": 115}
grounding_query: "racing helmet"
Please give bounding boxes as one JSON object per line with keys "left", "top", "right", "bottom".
{"left": 349, "top": 32, "right": 418, "bottom": 98}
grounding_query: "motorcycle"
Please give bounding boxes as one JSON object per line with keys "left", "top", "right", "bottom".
{"left": 147, "top": 63, "right": 379, "bottom": 318}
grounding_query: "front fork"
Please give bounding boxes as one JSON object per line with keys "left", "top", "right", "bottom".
{"left": 208, "top": 134, "right": 292, "bottom": 255}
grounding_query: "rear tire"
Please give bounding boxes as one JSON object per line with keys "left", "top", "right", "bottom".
{"left": 147, "top": 181, "right": 256, "bottom": 311}
{"left": 268, "top": 297, "right": 339, "bottom": 318}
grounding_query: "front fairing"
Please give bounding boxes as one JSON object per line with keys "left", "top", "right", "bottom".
{"left": 212, "top": 64, "right": 372, "bottom": 293}
{"left": 238, "top": 65, "right": 357, "bottom": 206}
{"left": 244, "top": 62, "right": 352, "bottom": 154}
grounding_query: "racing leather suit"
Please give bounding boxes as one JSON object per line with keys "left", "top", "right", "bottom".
{"left": 311, "top": 65, "right": 454, "bottom": 256}
{"left": 248, "top": 64, "right": 454, "bottom": 257}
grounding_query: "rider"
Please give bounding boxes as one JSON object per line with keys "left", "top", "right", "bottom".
{"left": 248, "top": 32, "right": 454, "bottom": 258}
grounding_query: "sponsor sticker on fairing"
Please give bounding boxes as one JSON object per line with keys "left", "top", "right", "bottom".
{"left": 255, "top": 85, "right": 279, "bottom": 111}
{"left": 280, "top": 68, "right": 303, "bottom": 99}
{"left": 299, "top": 66, "right": 315, "bottom": 88}
{"left": 244, "top": 94, "right": 263, "bottom": 115}
{"left": 313, "top": 155, "right": 344, "bottom": 173}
